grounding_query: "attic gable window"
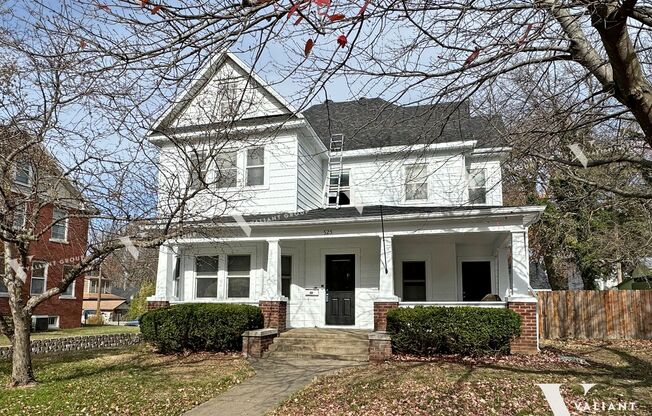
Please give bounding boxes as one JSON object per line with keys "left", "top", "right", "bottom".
{"left": 15, "top": 163, "right": 31, "bottom": 186}
{"left": 468, "top": 169, "right": 487, "bottom": 204}
{"left": 405, "top": 164, "right": 428, "bottom": 201}
{"left": 246, "top": 147, "right": 265, "bottom": 186}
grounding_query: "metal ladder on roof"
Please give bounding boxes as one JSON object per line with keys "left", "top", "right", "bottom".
{"left": 326, "top": 134, "right": 344, "bottom": 208}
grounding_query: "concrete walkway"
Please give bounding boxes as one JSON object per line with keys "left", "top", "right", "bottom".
{"left": 184, "top": 357, "right": 365, "bottom": 416}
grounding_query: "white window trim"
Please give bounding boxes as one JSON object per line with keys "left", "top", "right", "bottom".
{"left": 467, "top": 168, "right": 487, "bottom": 205}
{"left": 32, "top": 315, "right": 59, "bottom": 330}
{"left": 226, "top": 254, "right": 252, "bottom": 299}
{"left": 244, "top": 146, "right": 268, "bottom": 189}
{"left": 60, "top": 267, "right": 76, "bottom": 299}
{"left": 50, "top": 208, "right": 69, "bottom": 243}
{"left": 399, "top": 259, "right": 430, "bottom": 302}
{"left": 214, "top": 149, "right": 239, "bottom": 190}
{"left": 187, "top": 151, "right": 209, "bottom": 192}
{"left": 13, "top": 204, "right": 26, "bottom": 230}
{"left": 15, "top": 163, "right": 32, "bottom": 187}
{"left": 194, "top": 255, "right": 220, "bottom": 299}
{"left": 403, "top": 163, "right": 429, "bottom": 203}
{"left": 30, "top": 261, "right": 48, "bottom": 296}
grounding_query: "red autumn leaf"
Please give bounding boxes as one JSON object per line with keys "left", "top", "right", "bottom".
{"left": 463, "top": 48, "right": 480, "bottom": 67}
{"left": 151, "top": 5, "right": 161, "bottom": 14}
{"left": 96, "top": 3, "right": 110, "bottom": 12}
{"left": 287, "top": 2, "right": 301, "bottom": 18}
{"left": 329, "top": 13, "right": 346, "bottom": 22}
{"left": 313, "top": 0, "right": 330, "bottom": 7}
{"left": 294, "top": 16, "right": 303, "bottom": 25}
{"left": 337, "top": 34, "right": 347, "bottom": 48}
{"left": 304, "top": 38, "right": 314, "bottom": 57}
{"left": 358, "top": 0, "right": 370, "bottom": 16}
{"left": 79, "top": 39, "right": 87, "bottom": 49}
{"left": 141, "top": 0, "right": 149, "bottom": 6}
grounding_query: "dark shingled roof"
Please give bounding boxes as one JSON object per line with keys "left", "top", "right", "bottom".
{"left": 303, "top": 98, "right": 505, "bottom": 150}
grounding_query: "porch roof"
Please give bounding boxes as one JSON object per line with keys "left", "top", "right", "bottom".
{"left": 187, "top": 205, "right": 544, "bottom": 228}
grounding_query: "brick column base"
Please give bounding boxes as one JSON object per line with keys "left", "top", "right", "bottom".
{"left": 242, "top": 329, "right": 278, "bottom": 358}
{"left": 369, "top": 332, "right": 392, "bottom": 362}
{"left": 508, "top": 301, "right": 539, "bottom": 355}
{"left": 373, "top": 301, "right": 399, "bottom": 332}
{"left": 147, "top": 301, "right": 170, "bottom": 311}
{"left": 259, "top": 300, "right": 287, "bottom": 332}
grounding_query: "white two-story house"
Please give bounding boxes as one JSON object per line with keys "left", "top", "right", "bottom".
{"left": 147, "top": 51, "right": 543, "bottom": 350}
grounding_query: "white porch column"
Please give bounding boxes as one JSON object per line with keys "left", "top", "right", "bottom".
{"left": 378, "top": 235, "right": 399, "bottom": 300}
{"left": 262, "top": 238, "right": 285, "bottom": 300}
{"left": 497, "top": 247, "right": 510, "bottom": 300}
{"left": 509, "top": 230, "right": 533, "bottom": 300}
{"left": 153, "top": 244, "right": 175, "bottom": 300}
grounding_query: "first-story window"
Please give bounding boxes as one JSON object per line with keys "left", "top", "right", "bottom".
{"left": 405, "top": 164, "right": 428, "bottom": 201}
{"left": 61, "top": 265, "right": 75, "bottom": 298}
{"left": 195, "top": 256, "right": 219, "bottom": 298}
{"left": 47, "top": 316, "right": 59, "bottom": 329}
{"left": 468, "top": 168, "right": 487, "bottom": 204}
{"left": 281, "top": 255, "right": 292, "bottom": 299}
{"left": 227, "top": 255, "right": 251, "bottom": 298}
{"left": 402, "top": 261, "right": 426, "bottom": 301}
{"left": 245, "top": 147, "right": 265, "bottom": 186}
{"left": 30, "top": 261, "right": 48, "bottom": 295}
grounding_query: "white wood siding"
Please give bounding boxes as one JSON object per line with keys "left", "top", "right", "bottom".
{"left": 296, "top": 136, "right": 324, "bottom": 211}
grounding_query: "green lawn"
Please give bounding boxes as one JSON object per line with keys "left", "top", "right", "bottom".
{"left": 0, "top": 325, "right": 140, "bottom": 346}
{"left": 0, "top": 346, "right": 253, "bottom": 415}
{"left": 271, "top": 340, "right": 652, "bottom": 416}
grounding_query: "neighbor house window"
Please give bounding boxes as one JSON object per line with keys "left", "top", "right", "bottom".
{"left": 13, "top": 204, "right": 26, "bottom": 230}
{"left": 51, "top": 208, "right": 68, "bottom": 241}
{"left": 188, "top": 152, "right": 208, "bottom": 191}
{"left": 402, "top": 261, "right": 426, "bottom": 301}
{"left": 30, "top": 261, "right": 47, "bottom": 295}
{"left": 227, "top": 255, "right": 250, "bottom": 298}
{"left": 468, "top": 169, "right": 486, "bottom": 204}
{"left": 405, "top": 164, "right": 428, "bottom": 201}
{"left": 281, "top": 255, "right": 292, "bottom": 299}
{"left": 0, "top": 254, "right": 7, "bottom": 294}
{"left": 15, "top": 163, "right": 31, "bottom": 186}
{"left": 195, "top": 256, "right": 219, "bottom": 298}
{"left": 245, "top": 147, "right": 265, "bottom": 186}
{"left": 327, "top": 170, "right": 351, "bottom": 206}
{"left": 61, "top": 265, "right": 75, "bottom": 298}
{"left": 216, "top": 151, "right": 238, "bottom": 188}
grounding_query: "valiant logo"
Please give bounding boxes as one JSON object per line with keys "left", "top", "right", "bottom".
{"left": 537, "top": 384, "right": 637, "bottom": 415}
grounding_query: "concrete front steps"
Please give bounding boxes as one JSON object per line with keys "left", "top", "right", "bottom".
{"left": 263, "top": 328, "right": 371, "bottom": 361}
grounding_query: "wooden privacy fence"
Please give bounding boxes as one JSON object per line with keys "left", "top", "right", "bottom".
{"left": 537, "top": 290, "right": 652, "bottom": 340}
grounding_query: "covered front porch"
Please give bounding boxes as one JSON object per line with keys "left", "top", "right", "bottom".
{"left": 151, "top": 206, "right": 543, "bottom": 339}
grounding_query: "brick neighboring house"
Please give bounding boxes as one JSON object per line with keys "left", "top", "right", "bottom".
{"left": 0, "top": 149, "right": 92, "bottom": 330}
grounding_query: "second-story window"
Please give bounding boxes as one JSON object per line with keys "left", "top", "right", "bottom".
{"left": 51, "top": 208, "right": 68, "bottom": 241}
{"left": 405, "top": 164, "right": 428, "bottom": 201}
{"left": 216, "top": 151, "right": 238, "bottom": 188}
{"left": 246, "top": 147, "right": 265, "bottom": 186}
{"left": 15, "top": 162, "right": 31, "bottom": 186}
{"left": 468, "top": 169, "right": 487, "bottom": 204}
{"left": 328, "top": 170, "right": 351, "bottom": 206}
{"left": 188, "top": 152, "right": 208, "bottom": 191}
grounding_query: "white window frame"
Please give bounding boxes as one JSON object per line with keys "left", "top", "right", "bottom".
{"left": 327, "top": 169, "right": 352, "bottom": 206}
{"left": 227, "top": 254, "right": 251, "bottom": 299}
{"left": 15, "top": 163, "right": 31, "bottom": 186}
{"left": 245, "top": 146, "right": 266, "bottom": 187}
{"left": 13, "top": 203, "right": 26, "bottom": 230}
{"left": 215, "top": 150, "right": 239, "bottom": 189}
{"left": 60, "top": 265, "right": 76, "bottom": 299}
{"left": 467, "top": 168, "right": 487, "bottom": 205}
{"left": 51, "top": 208, "right": 69, "bottom": 242}
{"left": 194, "top": 255, "right": 219, "bottom": 299}
{"left": 404, "top": 163, "right": 429, "bottom": 202}
{"left": 187, "top": 151, "right": 209, "bottom": 192}
{"left": 32, "top": 315, "right": 59, "bottom": 330}
{"left": 30, "top": 261, "right": 48, "bottom": 295}
{"left": 401, "top": 260, "right": 428, "bottom": 302}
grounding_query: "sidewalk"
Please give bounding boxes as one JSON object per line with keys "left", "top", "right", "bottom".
{"left": 183, "top": 357, "right": 365, "bottom": 416}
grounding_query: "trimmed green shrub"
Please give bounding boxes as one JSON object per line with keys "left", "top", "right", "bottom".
{"left": 387, "top": 306, "right": 521, "bottom": 356}
{"left": 140, "top": 303, "right": 264, "bottom": 353}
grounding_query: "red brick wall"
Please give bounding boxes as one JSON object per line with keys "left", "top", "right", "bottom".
{"left": 242, "top": 332, "right": 277, "bottom": 358}
{"left": 1, "top": 204, "right": 89, "bottom": 329}
{"left": 508, "top": 301, "right": 538, "bottom": 355}
{"left": 259, "top": 300, "right": 287, "bottom": 332}
{"left": 147, "top": 301, "right": 170, "bottom": 311}
{"left": 373, "top": 302, "right": 399, "bottom": 332}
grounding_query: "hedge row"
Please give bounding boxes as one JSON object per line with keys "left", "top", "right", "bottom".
{"left": 140, "top": 303, "right": 264, "bottom": 353}
{"left": 387, "top": 306, "right": 521, "bottom": 356}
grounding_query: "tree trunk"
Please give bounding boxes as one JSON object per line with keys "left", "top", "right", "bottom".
{"left": 9, "top": 312, "right": 35, "bottom": 387}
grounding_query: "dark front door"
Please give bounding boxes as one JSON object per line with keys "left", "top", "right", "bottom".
{"left": 325, "top": 254, "right": 355, "bottom": 325}
{"left": 461, "top": 261, "right": 492, "bottom": 301}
